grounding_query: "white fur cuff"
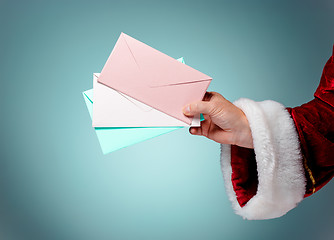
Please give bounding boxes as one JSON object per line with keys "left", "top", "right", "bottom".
{"left": 221, "top": 99, "right": 306, "bottom": 220}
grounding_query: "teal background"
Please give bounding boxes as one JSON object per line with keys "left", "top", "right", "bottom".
{"left": 0, "top": 0, "right": 333, "bottom": 239}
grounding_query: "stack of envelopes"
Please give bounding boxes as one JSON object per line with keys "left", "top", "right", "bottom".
{"left": 83, "top": 33, "right": 212, "bottom": 154}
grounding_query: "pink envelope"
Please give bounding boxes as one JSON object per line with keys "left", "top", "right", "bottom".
{"left": 97, "top": 33, "right": 212, "bottom": 125}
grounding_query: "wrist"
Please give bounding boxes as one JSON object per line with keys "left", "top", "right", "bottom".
{"left": 234, "top": 111, "right": 254, "bottom": 149}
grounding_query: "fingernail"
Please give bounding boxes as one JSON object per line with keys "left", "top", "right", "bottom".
{"left": 183, "top": 105, "right": 190, "bottom": 114}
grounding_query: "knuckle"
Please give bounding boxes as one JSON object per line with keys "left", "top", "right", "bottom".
{"left": 211, "top": 101, "right": 221, "bottom": 112}
{"left": 211, "top": 91, "right": 226, "bottom": 101}
{"left": 211, "top": 101, "right": 224, "bottom": 116}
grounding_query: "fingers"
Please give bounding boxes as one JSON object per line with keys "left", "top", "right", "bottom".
{"left": 183, "top": 91, "right": 225, "bottom": 117}
{"left": 189, "top": 127, "right": 202, "bottom": 135}
{"left": 190, "top": 125, "right": 235, "bottom": 145}
{"left": 183, "top": 101, "right": 215, "bottom": 116}
{"left": 203, "top": 91, "right": 224, "bottom": 101}
{"left": 189, "top": 116, "right": 211, "bottom": 137}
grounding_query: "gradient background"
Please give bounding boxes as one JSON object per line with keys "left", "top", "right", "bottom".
{"left": 1, "top": 0, "right": 333, "bottom": 239}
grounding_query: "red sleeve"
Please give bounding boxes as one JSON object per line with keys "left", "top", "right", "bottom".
{"left": 225, "top": 45, "right": 334, "bottom": 214}
{"left": 287, "top": 45, "right": 334, "bottom": 197}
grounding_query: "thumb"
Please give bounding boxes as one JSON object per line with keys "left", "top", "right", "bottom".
{"left": 183, "top": 101, "right": 215, "bottom": 116}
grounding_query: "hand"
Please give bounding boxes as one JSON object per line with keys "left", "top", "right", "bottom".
{"left": 183, "top": 92, "right": 254, "bottom": 149}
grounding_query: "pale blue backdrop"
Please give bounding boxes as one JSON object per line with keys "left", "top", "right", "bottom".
{"left": 0, "top": 0, "right": 333, "bottom": 239}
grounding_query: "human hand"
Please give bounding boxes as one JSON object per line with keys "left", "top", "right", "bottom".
{"left": 183, "top": 92, "right": 254, "bottom": 149}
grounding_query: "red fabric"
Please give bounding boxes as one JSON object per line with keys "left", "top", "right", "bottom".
{"left": 230, "top": 146, "right": 258, "bottom": 207}
{"left": 230, "top": 45, "right": 334, "bottom": 208}
{"left": 288, "top": 45, "right": 334, "bottom": 197}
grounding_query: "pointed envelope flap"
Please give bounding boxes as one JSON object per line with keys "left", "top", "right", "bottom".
{"left": 83, "top": 89, "right": 93, "bottom": 104}
{"left": 97, "top": 33, "right": 142, "bottom": 90}
{"left": 121, "top": 33, "right": 212, "bottom": 87}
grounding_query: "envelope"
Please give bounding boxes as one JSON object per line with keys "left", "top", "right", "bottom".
{"left": 93, "top": 57, "right": 201, "bottom": 127}
{"left": 83, "top": 89, "right": 181, "bottom": 154}
{"left": 97, "top": 32, "right": 212, "bottom": 125}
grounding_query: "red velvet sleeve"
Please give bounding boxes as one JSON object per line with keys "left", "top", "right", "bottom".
{"left": 229, "top": 45, "right": 334, "bottom": 209}
{"left": 287, "top": 45, "right": 334, "bottom": 197}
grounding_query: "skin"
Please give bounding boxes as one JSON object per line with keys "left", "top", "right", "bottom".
{"left": 183, "top": 92, "right": 254, "bottom": 149}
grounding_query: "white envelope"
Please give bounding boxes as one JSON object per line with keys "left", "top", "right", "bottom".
{"left": 92, "top": 58, "right": 201, "bottom": 127}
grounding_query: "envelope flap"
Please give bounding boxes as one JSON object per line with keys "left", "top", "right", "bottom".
{"left": 122, "top": 33, "right": 212, "bottom": 87}
{"left": 97, "top": 33, "right": 142, "bottom": 90}
{"left": 83, "top": 89, "right": 94, "bottom": 103}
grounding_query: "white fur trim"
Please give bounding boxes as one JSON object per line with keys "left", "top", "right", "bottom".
{"left": 221, "top": 99, "right": 306, "bottom": 220}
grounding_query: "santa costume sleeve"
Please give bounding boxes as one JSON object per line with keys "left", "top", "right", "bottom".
{"left": 220, "top": 45, "right": 334, "bottom": 220}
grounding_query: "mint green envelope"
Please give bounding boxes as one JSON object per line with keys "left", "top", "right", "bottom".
{"left": 82, "top": 89, "right": 182, "bottom": 154}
